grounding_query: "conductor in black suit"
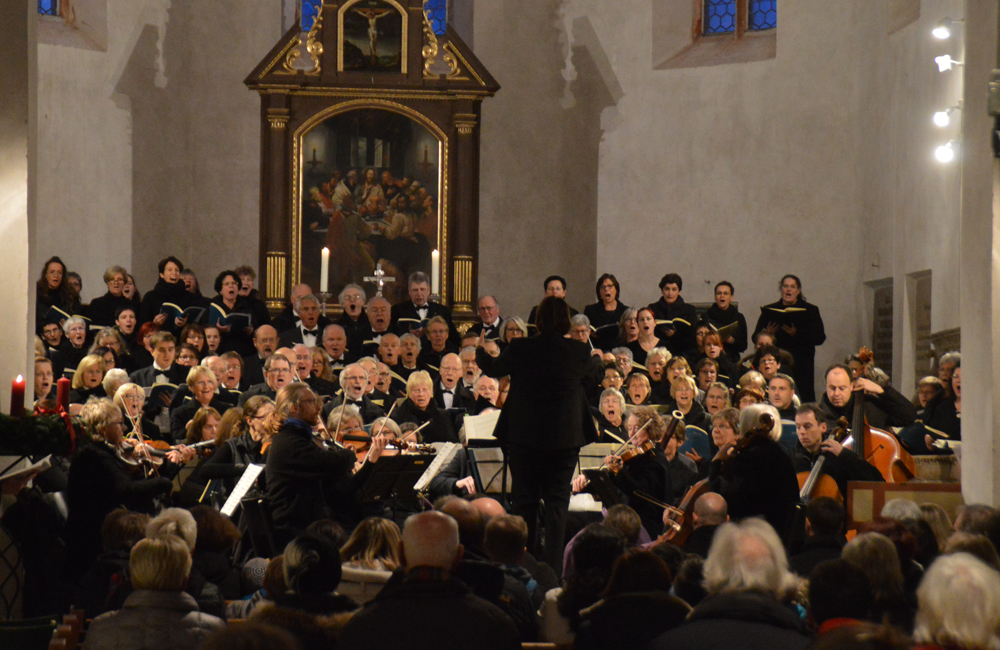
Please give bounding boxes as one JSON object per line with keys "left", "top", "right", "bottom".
{"left": 476, "top": 296, "right": 603, "bottom": 574}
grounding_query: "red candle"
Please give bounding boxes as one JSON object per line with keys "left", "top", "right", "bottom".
{"left": 10, "top": 375, "right": 25, "bottom": 418}
{"left": 56, "top": 377, "right": 70, "bottom": 412}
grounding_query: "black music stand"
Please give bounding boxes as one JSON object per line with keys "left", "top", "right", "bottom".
{"left": 359, "top": 454, "right": 434, "bottom": 519}
{"left": 582, "top": 469, "right": 623, "bottom": 508}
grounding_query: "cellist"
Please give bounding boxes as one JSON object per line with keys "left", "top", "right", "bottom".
{"left": 792, "top": 403, "right": 883, "bottom": 501}
{"left": 820, "top": 363, "right": 917, "bottom": 430}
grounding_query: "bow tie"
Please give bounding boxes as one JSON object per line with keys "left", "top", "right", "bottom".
{"left": 303, "top": 328, "right": 318, "bottom": 336}
{"left": 442, "top": 388, "right": 453, "bottom": 395}
{"left": 347, "top": 399, "right": 363, "bottom": 406}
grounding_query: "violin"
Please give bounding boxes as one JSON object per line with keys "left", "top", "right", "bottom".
{"left": 605, "top": 441, "right": 654, "bottom": 474}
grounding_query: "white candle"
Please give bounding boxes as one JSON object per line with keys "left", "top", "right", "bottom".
{"left": 431, "top": 249, "right": 440, "bottom": 296}
{"left": 320, "top": 247, "right": 330, "bottom": 293}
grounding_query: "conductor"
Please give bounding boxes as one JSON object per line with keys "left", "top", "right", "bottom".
{"left": 476, "top": 296, "right": 603, "bottom": 574}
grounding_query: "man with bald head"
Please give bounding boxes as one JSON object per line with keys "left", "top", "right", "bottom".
{"left": 240, "top": 324, "right": 278, "bottom": 389}
{"left": 467, "top": 295, "right": 504, "bottom": 342}
{"left": 679, "top": 492, "right": 729, "bottom": 558}
{"left": 436, "top": 353, "right": 476, "bottom": 411}
{"left": 339, "top": 511, "right": 519, "bottom": 650}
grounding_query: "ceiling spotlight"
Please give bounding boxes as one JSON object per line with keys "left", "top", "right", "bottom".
{"left": 934, "top": 141, "right": 957, "bottom": 163}
{"left": 935, "top": 55, "right": 964, "bottom": 72}
{"left": 932, "top": 17, "right": 963, "bottom": 40}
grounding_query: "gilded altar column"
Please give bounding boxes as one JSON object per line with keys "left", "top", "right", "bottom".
{"left": 261, "top": 93, "right": 291, "bottom": 312}
{"left": 450, "top": 109, "right": 481, "bottom": 320}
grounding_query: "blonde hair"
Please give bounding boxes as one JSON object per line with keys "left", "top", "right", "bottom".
{"left": 113, "top": 383, "right": 145, "bottom": 413}
{"left": 670, "top": 374, "right": 697, "bottom": 398}
{"left": 311, "top": 346, "right": 333, "bottom": 382}
{"left": 186, "top": 365, "right": 218, "bottom": 391}
{"left": 738, "top": 403, "right": 782, "bottom": 442}
{"left": 79, "top": 397, "right": 120, "bottom": 441}
{"left": 264, "top": 383, "right": 317, "bottom": 439}
{"left": 129, "top": 535, "right": 192, "bottom": 591}
{"left": 71, "top": 354, "right": 107, "bottom": 390}
{"left": 646, "top": 347, "right": 672, "bottom": 365}
{"left": 102, "top": 368, "right": 129, "bottom": 399}
{"left": 406, "top": 370, "right": 433, "bottom": 399}
{"left": 341, "top": 517, "right": 402, "bottom": 571}
{"left": 325, "top": 404, "right": 362, "bottom": 437}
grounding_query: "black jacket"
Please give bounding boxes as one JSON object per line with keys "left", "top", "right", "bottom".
{"left": 391, "top": 300, "right": 459, "bottom": 344}
{"left": 575, "top": 592, "right": 690, "bottom": 650}
{"left": 583, "top": 302, "right": 629, "bottom": 352}
{"left": 138, "top": 278, "right": 193, "bottom": 330}
{"left": 169, "top": 396, "right": 234, "bottom": 443}
{"left": 650, "top": 592, "right": 811, "bottom": 650}
{"left": 237, "top": 383, "right": 277, "bottom": 407}
{"left": 608, "top": 449, "right": 672, "bottom": 537}
{"left": 337, "top": 568, "right": 520, "bottom": 650}
{"left": 792, "top": 442, "right": 884, "bottom": 500}
{"left": 819, "top": 385, "right": 917, "bottom": 430}
{"left": 265, "top": 418, "right": 372, "bottom": 541}
{"left": 87, "top": 292, "right": 134, "bottom": 328}
{"left": 476, "top": 334, "right": 602, "bottom": 450}
{"left": 391, "top": 398, "right": 458, "bottom": 443}
{"left": 467, "top": 317, "right": 505, "bottom": 343}
{"left": 211, "top": 295, "right": 258, "bottom": 357}
{"left": 705, "top": 303, "right": 749, "bottom": 361}
{"left": 322, "top": 393, "right": 386, "bottom": 424}
{"left": 648, "top": 296, "right": 698, "bottom": 358}
{"left": 434, "top": 381, "right": 477, "bottom": 412}
{"left": 788, "top": 534, "right": 845, "bottom": 577}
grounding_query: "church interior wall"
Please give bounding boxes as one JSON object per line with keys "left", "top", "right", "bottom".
{"left": 474, "top": 0, "right": 966, "bottom": 394}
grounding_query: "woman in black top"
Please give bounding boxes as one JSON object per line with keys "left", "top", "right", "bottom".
{"left": 87, "top": 266, "right": 133, "bottom": 327}
{"left": 626, "top": 307, "right": 667, "bottom": 368}
{"left": 35, "top": 256, "right": 80, "bottom": 334}
{"left": 390, "top": 370, "right": 458, "bottom": 443}
{"left": 199, "top": 395, "right": 275, "bottom": 494}
{"left": 584, "top": 273, "right": 630, "bottom": 353}
{"left": 209, "top": 270, "right": 256, "bottom": 357}
{"left": 138, "top": 255, "right": 193, "bottom": 332}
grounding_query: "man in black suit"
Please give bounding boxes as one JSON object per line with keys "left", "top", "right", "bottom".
{"left": 435, "top": 353, "right": 476, "bottom": 411}
{"left": 238, "top": 353, "right": 294, "bottom": 406}
{"left": 321, "top": 363, "right": 385, "bottom": 423}
{"left": 278, "top": 294, "right": 328, "bottom": 349}
{"left": 129, "top": 332, "right": 186, "bottom": 388}
{"left": 335, "top": 283, "right": 367, "bottom": 342}
{"left": 648, "top": 273, "right": 698, "bottom": 359}
{"left": 476, "top": 296, "right": 603, "bottom": 573}
{"left": 321, "top": 324, "right": 353, "bottom": 376}
{"left": 417, "top": 316, "right": 458, "bottom": 372}
{"left": 351, "top": 296, "right": 393, "bottom": 358}
{"left": 680, "top": 493, "right": 729, "bottom": 558}
{"left": 241, "top": 325, "right": 278, "bottom": 389}
{"left": 391, "top": 271, "right": 458, "bottom": 343}
{"left": 466, "top": 295, "right": 504, "bottom": 342}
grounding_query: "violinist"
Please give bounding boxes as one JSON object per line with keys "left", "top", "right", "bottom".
{"left": 707, "top": 403, "right": 799, "bottom": 539}
{"left": 199, "top": 395, "right": 275, "bottom": 495}
{"left": 64, "top": 397, "right": 193, "bottom": 580}
{"left": 572, "top": 406, "right": 673, "bottom": 537}
{"left": 113, "top": 383, "right": 162, "bottom": 442}
{"left": 266, "top": 385, "right": 390, "bottom": 547}
{"left": 792, "top": 403, "right": 882, "bottom": 500}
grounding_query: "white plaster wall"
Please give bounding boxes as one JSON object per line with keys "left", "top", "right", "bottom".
{"left": 475, "top": 0, "right": 967, "bottom": 392}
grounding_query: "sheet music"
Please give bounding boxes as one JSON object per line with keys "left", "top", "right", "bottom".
{"left": 221, "top": 463, "right": 265, "bottom": 517}
{"left": 463, "top": 409, "right": 501, "bottom": 441}
{"left": 0, "top": 455, "right": 51, "bottom": 483}
{"left": 413, "top": 442, "right": 461, "bottom": 493}
{"left": 569, "top": 493, "right": 604, "bottom": 512}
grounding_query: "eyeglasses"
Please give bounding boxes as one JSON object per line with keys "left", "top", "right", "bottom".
{"left": 342, "top": 295, "right": 364, "bottom": 303}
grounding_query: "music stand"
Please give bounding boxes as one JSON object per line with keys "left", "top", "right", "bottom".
{"left": 582, "top": 469, "right": 623, "bottom": 508}
{"left": 358, "top": 454, "right": 435, "bottom": 519}
{"left": 240, "top": 494, "right": 278, "bottom": 558}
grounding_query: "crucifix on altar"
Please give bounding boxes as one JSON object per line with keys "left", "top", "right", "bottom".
{"left": 364, "top": 263, "right": 396, "bottom": 298}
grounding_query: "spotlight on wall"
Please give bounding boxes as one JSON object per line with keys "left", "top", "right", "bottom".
{"left": 932, "top": 17, "right": 963, "bottom": 40}
{"left": 935, "top": 55, "right": 964, "bottom": 72}
{"left": 933, "top": 105, "right": 961, "bottom": 127}
{"left": 934, "top": 140, "right": 958, "bottom": 163}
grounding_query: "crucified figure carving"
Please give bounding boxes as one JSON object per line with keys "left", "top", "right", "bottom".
{"left": 353, "top": 7, "right": 394, "bottom": 67}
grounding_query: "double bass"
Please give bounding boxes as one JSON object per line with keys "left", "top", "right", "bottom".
{"left": 847, "top": 348, "right": 916, "bottom": 483}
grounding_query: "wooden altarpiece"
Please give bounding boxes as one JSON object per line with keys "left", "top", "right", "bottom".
{"left": 245, "top": 0, "right": 498, "bottom": 322}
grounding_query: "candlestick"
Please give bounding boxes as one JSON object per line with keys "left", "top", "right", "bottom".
{"left": 10, "top": 375, "right": 25, "bottom": 418}
{"left": 431, "top": 249, "right": 440, "bottom": 296}
{"left": 320, "top": 247, "right": 330, "bottom": 293}
{"left": 56, "top": 377, "right": 70, "bottom": 412}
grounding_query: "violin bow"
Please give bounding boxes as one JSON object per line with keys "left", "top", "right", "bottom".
{"left": 612, "top": 418, "right": 652, "bottom": 456}
{"left": 373, "top": 401, "right": 397, "bottom": 438}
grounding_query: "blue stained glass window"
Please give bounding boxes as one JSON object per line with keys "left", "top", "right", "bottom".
{"left": 703, "top": 0, "right": 737, "bottom": 34}
{"left": 425, "top": 0, "right": 448, "bottom": 36}
{"left": 301, "top": 0, "right": 321, "bottom": 31}
{"left": 38, "top": 0, "right": 59, "bottom": 16}
{"left": 749, "top": 0, "right": 777, "bottom": 31}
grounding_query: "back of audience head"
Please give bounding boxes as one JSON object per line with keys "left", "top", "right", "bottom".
{"left": 200, "top": 624, "right": 299, "bottom": 650}
{"left": 283, "top": 533, "right": 343, "bottom": 596}
{"left": 737, "top": 403, "right": 782, "bottom": 441}
{"left": 469, "top": 495, "right": 506, "bottom": 520}
{"left": 603, "top": 504, "right": 642, "bottom": 546}
{"left": 955, "top": 504, "right": 996, "bottom": 536}
{"left": 920, "top": 502, "right": 954, "bottom": 551}
{"left": 693, "top": 493, "right": 728, "bottom": 528}
{"left": 842, "top": 532, "right": 904, "bottom": 599}
{"left": 101, "top": 508, "right": 150, "bottom": 553}
{"left": 304, "top": 518, "right": 348, "bottom": 549}
{"left": 146, "top": 507, "right": 197, "bottom": 552}
{"left": 943, "top": 533, "right": 1000, "bottom": 571}
{"left": 914, "top": 553, "right": 1000, "bottom": 650}
{"left": 808, "top": 559, "right": 873, "bottom": 627}
{"left": 558, "top": 524, "right": 627, "bottom": 625}
{"left": 673, "top": 555, "right": 707, "bottom": 608}
{"left": 601, "top": 549, "right": 673, "bottom": 598}
{"left": 704, "top": 517, "right": 794, "bottom": 600}
{"left": 484, "top": 515, "right": 528, "bottom": 566}
{"left": 880, "top": 498, "right": 922, "bottom": 523}
{"left": 857, "top": 517, "right": 917, "bottom": 567}
{"left": 806, "top": 496, "right": 845, "bottom": 537}
{"left": 189, "top": 505, "right": 240, "bottom": 554}
{"left": 340, "top": 517, "right": 402, "bottom": 571}
{"left": 130, "top": 534, "right": 191, "bottom": 592}
{"left": 401, "top": 511, "right": 462, "bottom": 571}
{"left": 436, "top": 496, "right": 486, "bottom": 550}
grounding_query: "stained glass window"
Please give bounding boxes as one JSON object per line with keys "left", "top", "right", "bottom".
{"left": 749, "top": 0, "right": 777, "bottom": 31}
{"left": 38, "top": 0, "right": 59, "bottom": 16}
{"left": 301, "top": 0, "right": 321, "bottom": 32}
{"left": 425, "top": 0, "right": 448, "bottom": 36}
{"left": 703, "top": 0, "right": 736, "bottom": 35}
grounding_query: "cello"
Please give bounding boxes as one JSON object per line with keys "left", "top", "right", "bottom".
{"left": 846, "top": 347, "right": 916, "bottom": 483}
{"left": 796, "top": 416, "right": 849, "bottom": 503}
